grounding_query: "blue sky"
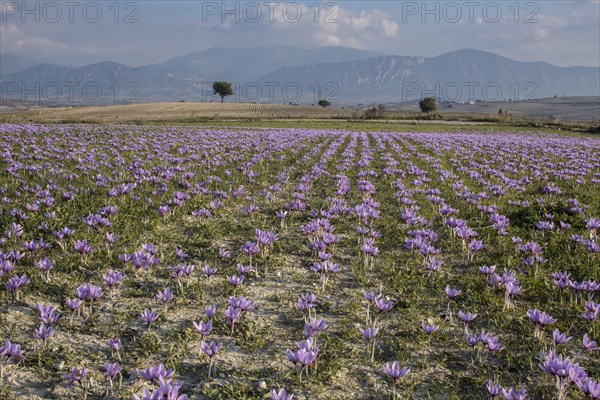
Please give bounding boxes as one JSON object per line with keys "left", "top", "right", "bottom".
{"left": 1, "top": 0, "right": 599, "bottom": 67}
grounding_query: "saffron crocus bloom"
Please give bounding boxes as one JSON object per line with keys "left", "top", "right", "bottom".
{"left": 270, "top": 388, "right": 293, "bottom": 400}
{"left": 577, "top": 378, "right": 600, "bottom": 398}
{"left": 227, "top": 275, "right": 244, "bottom": 292}
{"left": 219, "top": 248, "right": 231, "bottom": 260}
{"left": 229, "top": 295, "right": 254, "bottom": 311}
{"left": 359, "top": 327, "right": 379, "bottom": 340}
{"left": 0, "top": 339, "right": 24, "bottom": 379}
{"left": 465, "top": 332, "right": 481, "bottom": 349}
{"left": 105, "top": 362, "right": 121, "bottom": 380}
{"left": 0, "top": 339, "right": 24, "bottom": 361}
{"left": 73, "top": 240, "right": 93, "bottom": 255}
{"left": 237, "top": 263, "right": 252, "bottom": 275}
{"left": 487, "top": 380, "right": 502, "bottom": 397}
{"left": 458, "top": 311, "right": 477, "bottom": 324}
{"left": 502, "top": 387, "right": 528, "bottom": 400}
{"left": 108, "top": 338, "right": 122, "bottom": 360}
{"left": 156, "top": 287, "right": 175, "bottom": 311}
{"left": 205, "top": 304, "right": 217, "bottom": 319}
{"left": 485, "top": 335, "right": 504, "bottom": 353}
{"left": 201, "top": 265, "right": 217, "bottom": 279}
{"left": 64, "top": 366, "right": 87, "bottom": 388}
{"left": 421, "top": 323, "right": 439, "bottom": 335}
{"left": 34, "top": 323, "right": 54, "bottom": 346}
{"left": 383, "top": 361, "right": 410, "bottom": 384}
{"left": 103, "top": 269, "right": 125, "bottom": 290}
{"left": 6, "top": 274, "right": 30, "bottom": 301}
{"left": 374, "top": 297, "right": 395, "bottom": 313}
{"left": 552, "top": 329, "right": 572, "bottom": 348}
{"left": 225, "top": 306, "right": 242, "bottom": 334}
{"left": 479, "top": 265, "right": 496, "bottom": 275}
{"left": 155, "top": 377, "right": 189, "bottom": 400}
{"left": 360, "top": 326, "right": 379, "bottom": 361}
{"left": 582, "top": 334, "right": 599, "bottom": 352}
{"left": 35, "top": 258, "right": 54, "bottom": 280}
{"left": 539, "top": 352, "right": 574, "bottom": 399}
{"left": 137, "top": 363, "right": 174, "bottom": 383}
{"left": 175, "top": 248, "right": 187, "bottom": 259}
{"left": 303, "top": 319, "right": 327, "bottom": 338}
{"left": 36, "top": 303, "right": 60, "bottom": 326}
{"left": 200, "top": 340, "right": 223, "bottom": 378}
{"left": 193, "top": 320, "right": 213, "bottom": 340}
{"left": 200, "top": 340, "right": 222, "bottom": 358}
{"left": 140, "top": 309, "right": 159, "bottom": 330}
{"left": 527, "top": 308, "right": 557, "bottom": 327}
{"left": 445, "top": 286, "right": 462, "bottom": 299}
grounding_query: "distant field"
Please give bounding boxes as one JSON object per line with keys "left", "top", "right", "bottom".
{"left": 1, "top": 98, "right": 598, "bottom": 131}
{"left": 0, "top": 102, "right": 355, "bottom": 123}
{"left": 388, "top": 96, "right": 600, "bottom": 122}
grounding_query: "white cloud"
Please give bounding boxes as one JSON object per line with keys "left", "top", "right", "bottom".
{"left": 0, "top": 22, "right": 96, "bottom": 55}
{"left": 193, "top": 5, "right": 399, "bottom": 49}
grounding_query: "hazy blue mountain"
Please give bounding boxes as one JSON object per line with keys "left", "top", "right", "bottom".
{"left": 256, "top": 49, "right": 600, "bottom": 103}
{"left": 1, "top": 47, "right": 598, "bottom": 104}
{"left": 154, "top": 46, "right": 386, "bottom": 82}
{"left": 0, "top": 54, "right": 42, "bottom": 74}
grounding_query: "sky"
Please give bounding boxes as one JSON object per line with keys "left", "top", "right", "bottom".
{"left": 1, "top": 0, "right": 599, "bottom": 68}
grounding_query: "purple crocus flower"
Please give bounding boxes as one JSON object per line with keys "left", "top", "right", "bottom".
{"left": 105, "top": 232, "right": 120, "bottom": 245}
{"left": 577, "top": 378, "right": 600, "bottom": 398}
{"left": 193, "top": 320, "right": 213, "bottom": 340}
{"left": 66, "top": 297, "right": 83, "bottom": 312}
{"left": 227, "top": 275, "right": 245, "bottom": 294}
{"left": 270, "top": 388, "right": 293, "bottom": 400}
{"left": 105, "top": 362, "right": 121, "bottom": 380}
{"left": 421, "top": 323, "right": 439, "bottom": 335}
{"left": 35, "top": 258, "right": 54, "bottom": 281}
{"left": 175, "top": 248, "right": 187, "bottom": 260}
{"left": 487, "top": 380, "right": 502, "bottom": 397}
{"left": 0, "top": 339, "right": 24, "bottom": 361}
{"left": 205, "top": 304, "right": 217, "bottom": 319}
{"left": 582, "top": 334, "right": 599, "bottom": 352}
{"left": 0, "top": 339, "right": 24, "bottom": 379}
{"left": 502, "top": 387, "right": 528, "bottom": 400}
{"left": 200, "top": 340, "right": 223, "bottom": 378}
{"left": 241, "top": 241, "right": 259, "bottom": 257}
{"left": 374, "top": 297, "right": 395, "bottom": 313}
{"left": 445, "top": 286, "right": 462, "bottom": 299}
{"left": 539, "top": 352, "right": 575, "bottom": 399}
{"left": 103, "top": 338, "right": 122, "bottom": 363}
{"left": 137, "top": 363, "right": 174, "bottom": 383}
{"left": 156, "top": 287, "right": 175, "bottom": 311}
{"left": 35, "top": 303, "right": 60, "bottom": 326}
{"left": 383, "top": 361, "right": 410, "bottom": 385}
{"left": 64, "top": 366, "right": 87, "bottom": 388}
{"left": 140, "top": 309, "right": 159, "bottom": 330}
{"left": 458, "top": 310, "right": 477, "bottom": 334}
{"left": 552, "top": 329, "right": 572, "bottom": 348}
{"left": 73, "top": 240, "right": 93, "bottom": 255}
{"left": 201, "top": 265, "right": 217, "bottom": 280}
{"left": 218, "top": 248, "right": 231, "bottom": 260}
{"left": 103, "top": 269, "right": 125, "bottom": 290}
{"left": 155, "top": 377, "right": 188, "bottom": 400}
{"left": 304, "top": 319, "right": 327, "bottom": 338}
{"left": 34, "top": 323, "right": 54, "bottom": 346}
{"left": 6, "top": 274, "right": 30, "bottom": 301}
{"left": 359, "top": 326, "right": 379, "bottom": 340}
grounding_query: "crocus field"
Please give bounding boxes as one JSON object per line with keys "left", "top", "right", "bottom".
{"left": 0, "top": 124, "right": 599, "bottom": 400}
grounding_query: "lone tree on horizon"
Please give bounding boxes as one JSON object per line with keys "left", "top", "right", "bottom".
{"left": 419, "top": 97, "right": 437, "bottom": 113}
{"left": 212, "top": 81, "right": 233, "bottom": 103}
{"left": 318, "top": 99, "right": 331, "bottom": 108}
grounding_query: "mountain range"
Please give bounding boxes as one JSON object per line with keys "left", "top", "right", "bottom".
{"left": 1, "top": 46, "right": 598, "bottom": 105}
